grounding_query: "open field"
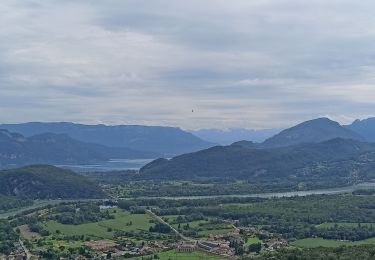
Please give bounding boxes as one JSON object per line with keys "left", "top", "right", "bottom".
{"left": 44, "top": 209, "right": 153, "bottom": 239}
{"left": 245, "top": 236, "right": 262, "bottom": 245}
{"left": 162, "top": 215, "right": 234, "bottom": 239}
{"left": 292, "top": 237, "right": 375, "bottom": 248}
{"left": 146, "top": 250, "right": 225, "bottom": 260}
{"left": 98, "top": 212, "right": 153, "bottom": 232}
{"left": 19, "top": 224, "right": 41, "bottom": 240}
{"left": 170, "top": 220, "right": 208, "bottom": 229}
{"left": 45, "top": 220, "right": 114, "bottom": 239}
{"left": 198, "top": 228, "right": 233, "bottom": 237}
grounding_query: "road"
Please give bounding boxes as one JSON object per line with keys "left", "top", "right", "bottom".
{"left": 146, "top": 209, "right": 196, "bottom": 243}
{"left": 19, "top": 239, "right": 32, "bottom": 260}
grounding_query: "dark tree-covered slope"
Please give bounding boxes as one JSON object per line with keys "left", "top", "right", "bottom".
{"left": 140, "top": 138, "right": 375, "bottom": 182}
{"left": 0, "top": 165, "right": 104, "bottom": 199}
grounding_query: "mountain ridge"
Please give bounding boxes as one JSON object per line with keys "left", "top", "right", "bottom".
{"left": 0, "top": 129, "right": 157, "bottom": 167}
{"left": 346, "top": 117, "right": 375, "bottom": 142}
{"left": 140, "top": 137, "right": 375, "bottom": 183}
{"left": 262, "top": 118, "right": 365, "bottom": 148}
{"left": 0, "top": 122, "right": 213, "bottom": 156}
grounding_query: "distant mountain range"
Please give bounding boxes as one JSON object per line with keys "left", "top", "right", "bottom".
{"left": 191, "top": 128, "right": 281, "bottom": 145}
{"left": 140, "top": 117, "right": 375, "bottom": 183}
{"left": 262, "top": 118, "right": 365, "bottom": 148}
{"left": 0, "top": 122, "right": 213, "bottom": 156}
{"left": 0, "top": 129, "right": 157, "bottom": 167}
{"left": 2, "top": 117, "right": 375, "bottom": 170}
{"left": 346, "top": 118, "right": 375, "bottom": 142}
{"left": 192, "top": 117, "right": 375, "bottom": 146}
{"left": 0, "top": 165, "right": 104, "bottom": 199}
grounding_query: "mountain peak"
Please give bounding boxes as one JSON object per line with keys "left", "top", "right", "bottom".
{"left": 262, "top": 118, "right": 364, "bottom": 148}
{"left": 347, "top": 117, "right": 375, "bottom": 142}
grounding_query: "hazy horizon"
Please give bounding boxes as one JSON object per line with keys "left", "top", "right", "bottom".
{"left": 0, "top": 116, "right": 371, "bottom": 132}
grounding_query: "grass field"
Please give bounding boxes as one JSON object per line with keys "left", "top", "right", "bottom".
{"left": 44, "top": 209, "right": 153, "bottom": 239}
{"left": 163, "top": 215, "right": 233, "bottom": 239}
{"left": 245, "top": 236, "right": 262, "bottom": 245}
{"left": 170, "top": 220, "right": 208, "bottom": 229}
{"left": 99, "top": 211, "right": 152, "bottom": 232}
{"left": 44, "top": 220, "right": 115, "bottom": 239}
{"left": 19, "top": 224, "right": 41, "bottom": 240}
{"left": 292, "top": 237, "right": 375, "bottom": 248}
{"left": 141, "top": 250, "right": 225, "bottom": 260}
{"left": 198, "top": 228, "right": 233, "bottom": 237}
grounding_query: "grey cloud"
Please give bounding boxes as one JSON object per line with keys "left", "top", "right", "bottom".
{"left": 1, "top": 0, "right": 375, "bottom": 129}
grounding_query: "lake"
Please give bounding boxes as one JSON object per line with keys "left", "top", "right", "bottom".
{"left": 56, "top": 158, "right": 154, "bottom": 172}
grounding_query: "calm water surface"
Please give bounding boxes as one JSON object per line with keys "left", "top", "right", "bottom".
{"left": 56, "top": 158, "right": 154, "bottom": 172}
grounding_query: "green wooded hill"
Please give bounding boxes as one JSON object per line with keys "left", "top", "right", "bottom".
{"left": 0, "top": 165, "right": 104, "bottom": 199}
{"left": 140, "top": 138, "right": 375, "bottom": 183}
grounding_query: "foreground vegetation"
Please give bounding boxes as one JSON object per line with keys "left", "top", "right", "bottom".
{"left": 2, "top": 179, "right": 375, "bottom": 258}
{"left": 249, "top": 245, "right": 375, "bottom": 260}
{"left": 0, "top": 196, "right": 33, "bottom": 213}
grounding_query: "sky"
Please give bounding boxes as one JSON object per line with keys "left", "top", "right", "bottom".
{"left": 1, "top": 0, "right": 375, "bottom": 130}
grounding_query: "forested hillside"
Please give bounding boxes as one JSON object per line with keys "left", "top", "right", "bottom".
{"left": 0, "top": 165, "right": 104, "bottom": 199}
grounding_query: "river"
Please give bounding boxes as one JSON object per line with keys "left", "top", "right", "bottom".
{"left": 131, "top": 182, "right": 375, "bottom": 200}
{"left": 2, "top": 183, "right": 375, "bottom": 219}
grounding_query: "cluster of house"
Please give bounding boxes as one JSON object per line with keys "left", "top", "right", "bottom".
{"left": 85, "top": 240, "right": 169, "bottom": 258}
{"left": 1, "top": 242, "right": 26, "bottom": 260}
{"left": 176, "top": 237, "right": 235, "bottom": 257}
{"left": 262, "top": 238, "right": 288, "bottom": 251}
{"left": 239, "top": 226, "right": 289, "bottom": 251}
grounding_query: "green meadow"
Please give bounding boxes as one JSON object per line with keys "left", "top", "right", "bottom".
{"left": 150, "top": 250, "right": 225, "bottom": 260}
{"left": 245, "top": 236, "right": 262, "bottom": 245}
{"left": 44, "top": 209, "right": 153, "bottom": 239}
{"left": 163, "top": 215, "right": 233, "bottom": 239}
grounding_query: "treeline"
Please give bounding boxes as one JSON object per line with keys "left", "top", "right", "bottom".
{"left": 248, "top": 245, "right": 375, "bottom": 260}
{"left": 101, "top": 178, "right": 354, "bottom": 198}
{"left": 149, "top": 223, "right": 171, "bottom": 234}
{"left": 0, "top": 196, "right": 33, "bottom": 212}
{"left": 0, "top": 220, "right": 19, "bottom": 255}
{"left": 49, "top": 203, "right": 114, "bottom": 225}
{"left": 10, "top": 202, "right": 114, "bottom": 228}
{"left": 316, "top": 224, "right": 375, "bottom": 241}
{"left": 118, "top": 197, "right": 265, "bottom": 210}
{"left": 353, "top": 189, "right": 375, "bottom": 195}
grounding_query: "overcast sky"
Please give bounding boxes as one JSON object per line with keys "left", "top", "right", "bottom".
{"left": 1, "top": 0, "right": 375, "bottom": 129}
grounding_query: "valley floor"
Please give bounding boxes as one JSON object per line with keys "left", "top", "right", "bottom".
{"left": 3, "top": 184, "right": 375, "bottom": 259}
